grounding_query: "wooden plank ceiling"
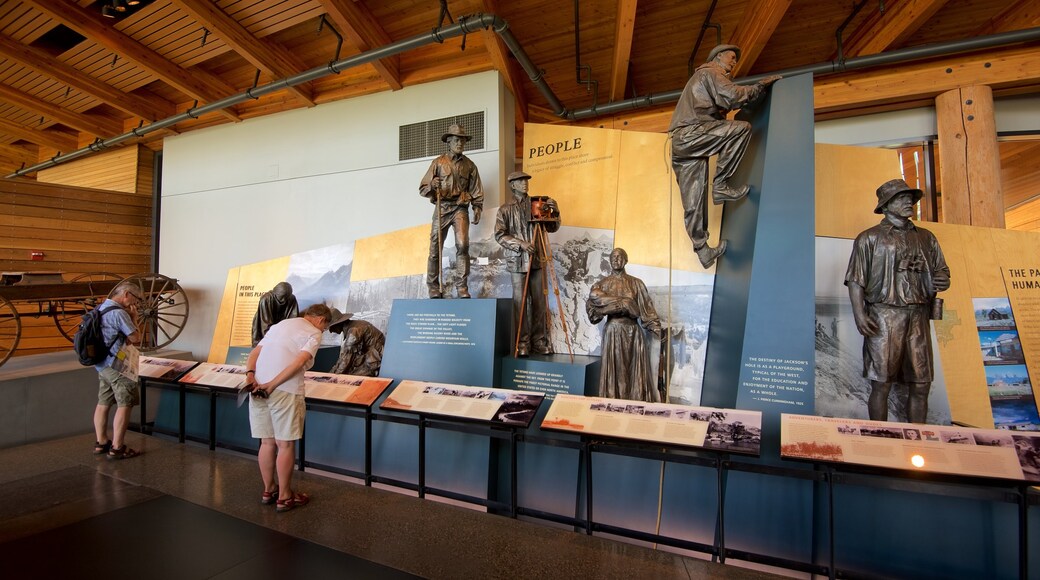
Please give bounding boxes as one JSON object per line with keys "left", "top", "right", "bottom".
{"left": 0, "top": 0, "right": 1036, "bottom": 219}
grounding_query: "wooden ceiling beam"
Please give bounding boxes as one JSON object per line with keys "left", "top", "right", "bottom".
{"left": 0, "top": 33, "right": 174, "bottom": 122}
{"left": 842, "top": 0, "right": 950, "bottom": 58}
{"left": 973, "top": 0, "right": 1040, "bottom": 37}
{"left": 608, "top": 0, "right": 638, "bottom": 102}
{"left": 0, "top": 118, "right": 77, "bottom": 152}
{"left": 318, "top": 0, "right": 403, "bottom": 90}
{"left": 729, "top": 0, "right": 792, "bottom": 78}
{"left": 0, "top": 142, "right": 38, "bottom": 164}
{"left": 815, "top": 45, "right": 1040, "bottom": 115}
{"left": 170, "top": 0, "right": 315, "bottom": 107}
{"left": 481, "top": 0, "right": 528, "bottom": 125}
{"left": 22, "top": 0, "right": 241, "bottom": 122}
{"left": 0, "top": 83, "right": 123, "bottom": 137}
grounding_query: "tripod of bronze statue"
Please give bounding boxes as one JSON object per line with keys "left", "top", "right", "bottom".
{"left": 514, "top": 221, "right": 573, "bottom": 361}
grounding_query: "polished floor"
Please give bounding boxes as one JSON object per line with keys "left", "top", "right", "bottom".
{"left": 0, "top": 433, "right": 787, "bottom": 579}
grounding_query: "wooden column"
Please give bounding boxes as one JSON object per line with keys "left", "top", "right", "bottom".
{"left": 935, "top": 85, "right": 1005, "bottom": 228}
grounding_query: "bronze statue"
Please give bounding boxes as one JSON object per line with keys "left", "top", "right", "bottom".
{"left": 419, "top": 124, "right": 484, "bottom": 299}
{"left": 251, "top": 282, "right": 299, "bottom": 346}
{"left": 328, "top": 310, "right": 384, "bottom": 377}
{"left": 494, "top": 171, "right": 560, "bottom": 357}
{"left": 669, "top": 44, "right": 781, "bottom": 268}
{"left": 587, "top": 248, "right": 662, "bottom": 402}
{"left": 845, "top": 179, "right": 950, "bottom": 424}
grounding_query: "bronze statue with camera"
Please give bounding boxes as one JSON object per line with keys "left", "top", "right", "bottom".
{"left": 494, "top": 171, "right": 562, "bottom": 357}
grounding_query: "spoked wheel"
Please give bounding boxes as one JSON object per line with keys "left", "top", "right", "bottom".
{"left": 111, "top": 273, "right": 190, "bottom": 352}
{"left": 0, "top": 295, "right": 21, "bottom": 367}
{"left": 54, "top": 273, "right": 123, "bottom": 341}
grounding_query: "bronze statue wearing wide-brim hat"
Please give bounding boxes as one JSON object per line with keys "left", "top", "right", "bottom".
{"left": 874, "top": 178, "right": 923, "bottom": 214}
{"left": 441, "top": 124, "right": 472, "bottom": 143}
{"left": 706, "top": 44, "right": 741, "bottom": 63}
{"left": 507, "top": 171, "right": 532, "bottom": 182}
{"left": 327, "top": 308, "right": 355, "bottom": 334}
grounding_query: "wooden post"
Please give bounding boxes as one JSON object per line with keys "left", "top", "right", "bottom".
{"left": 935, "top": 85, "right": 1005, "bottom": 228}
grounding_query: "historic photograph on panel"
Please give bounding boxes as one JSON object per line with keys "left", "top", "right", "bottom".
{"left": 491, "top": 393, "right": 544, "bottom": 426}
{"left": 814, "top": 237, "right": 952, "bottom": 424}
{"left": 978, "top": 330, "right": 1026, "bottom": 365}
{"left": 703, "top": 411, "right": 761, "bottom": 453}
{"left": 1012, "top": 435, "right": 1040, "bottom": 481}
{"left": 973, "top": 297, "right": 1015, "bottom": 330}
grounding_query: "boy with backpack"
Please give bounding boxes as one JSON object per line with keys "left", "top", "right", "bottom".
{"left": 89, "top": 282, "right": 143, "bottom": 459}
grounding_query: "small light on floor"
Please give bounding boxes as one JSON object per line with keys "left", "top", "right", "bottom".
{"left": 911, "top": 454, "right": 925, "bottom": 468}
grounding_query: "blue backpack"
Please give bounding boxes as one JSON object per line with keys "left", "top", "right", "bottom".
{"left": 73, "top": 304, "right": 123, "bottom": 366}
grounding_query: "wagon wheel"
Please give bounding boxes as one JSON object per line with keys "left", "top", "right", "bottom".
{"left": 54, "top": 272, "right": 123, "bottom": 341}
{"left": 0, "top": 295, "right": 20, "bottom": 367}
{"left": 111, "top": 273, "right": 190, "bottom": 352}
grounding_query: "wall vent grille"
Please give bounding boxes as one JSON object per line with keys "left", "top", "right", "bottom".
{"left": 399, "top": 111, "right": 485, "bottom": 161}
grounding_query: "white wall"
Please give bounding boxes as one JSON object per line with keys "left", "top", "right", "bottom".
{"left": 160, "top": 71, "right": 511, "bottom": 359}
{"left": 814, "top": 94, "right": 1040, "bottom": 146}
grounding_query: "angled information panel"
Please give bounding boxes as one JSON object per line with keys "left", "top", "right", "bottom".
{"left": 180, "top": 362, "right": 248, "bottom": 390}
{"left": 381, "top": 380, "right": 545, "bottom": 428}
{"left": 540, "top": 394, "right": 763, "bottom": 455}
{"left": 304, "top": 372, "right": 393, "bottom": 407}
{"left": 138, "top": 356, "right": 199, "bottom": 382}
{"left": 781, "top": 413, "right": 1040, "bottom": 482}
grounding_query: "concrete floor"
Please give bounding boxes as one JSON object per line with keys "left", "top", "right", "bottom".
{"left": 0, "top": 432, "right": 789, "bottom": 579}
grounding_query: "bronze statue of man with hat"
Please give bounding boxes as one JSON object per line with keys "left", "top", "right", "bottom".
{"left": 495, "top": 171, "right": 560, "bottom": 357}
{"left": 669, "top": 44, "right": 781, "bottom": 268}
{"left": 845, "top": 178, "right": 950, "bottom": 424}
{"left": 327, "top": 309, "right": 384, "bottom": 377}
{"left": 419, "top": 124, "right": 484, "bottom": 299}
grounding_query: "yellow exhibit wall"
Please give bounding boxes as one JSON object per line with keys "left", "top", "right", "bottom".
{"left": 207, "top": 257, "right": 290, "bottom": 363}
{"left": 816, "top": 142, "right": 1040, "bottom": 429}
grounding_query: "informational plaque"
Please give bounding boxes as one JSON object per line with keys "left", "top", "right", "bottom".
{"left": 138, "top": 356, "right": 199, "bottom": 382}
{"left": 180, "top": 363, "right": 248, "bottom": 390}
{"left": 781, "top": 413, "right": 1040, "bottom": 482}
{"left": 380, "top": 380, "right": 545, "bottom": 427}
{"left": 540, "top": 394, "right": 763, "bottom": 455}
{"left": 304, "top": 372, "right": 393, "bottom": 407}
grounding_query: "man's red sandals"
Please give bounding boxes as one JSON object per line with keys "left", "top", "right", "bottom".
{"left": 275, "top": 492, "right": 310, "bottom": 513}
{"left": 261, "top": 487, "right": 279, "bottom": 505}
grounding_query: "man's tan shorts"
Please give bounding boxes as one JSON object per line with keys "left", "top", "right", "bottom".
{"left": 98, "top": 367, "right": 140, "bottom": 408}
{"left": 248, "top": 389, "right": 305, "bottom": 441}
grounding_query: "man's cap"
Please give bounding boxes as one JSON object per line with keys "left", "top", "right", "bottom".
{"left": 874, "top": 178, "right": 923, "bottom": 214}
{"left": 507, "top": 171, "right": 532, "bottom": 182}
{"left": 327, "top": 308, "right": 354, "bottom": 334}
{"left": 441, "top": 124, "right": 472, "bottom": 143}
{"left": 706, "top": 44, "right": 741, "bottom": 63}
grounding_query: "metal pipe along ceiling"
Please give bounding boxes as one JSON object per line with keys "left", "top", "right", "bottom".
{"left": 7, "top": 16, "right": 1040, "bottom": 177}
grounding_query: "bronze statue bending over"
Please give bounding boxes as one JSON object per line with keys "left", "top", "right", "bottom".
{"left": 419, "top": 124, "right": 483, "bottom": 299}
{"left": 845, "top": 179, "right": 950, "bottom": 424}
{"left": 328, "top": 310, "right": 384, "bottom": 377}
{"left": 669, "top": 44, "right": 781, "bottom": 268}
{"left": 251, "top": 282, "right": 298, "bottom": 347}
{"left": 587, "top": 248, "right": 662, "bottom": 402}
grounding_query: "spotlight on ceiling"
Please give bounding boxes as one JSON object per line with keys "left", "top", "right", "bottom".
{"left": 113, "top": 0, "right": 127, "bottom": 12}
{"left": 101, "top": 3, "right": 116, "bottom": 18}
{"left": 127, "top": 0, "right": 141, "bottom": 4}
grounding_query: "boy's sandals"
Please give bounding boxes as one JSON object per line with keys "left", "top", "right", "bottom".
{"left": 93, "top": 440, "right": 112, "bottom": 455}
{"left": 275, "top": 492, "right": 310, "bottom": 513}
{"left": 261, "top": 487, "right": 279, "bottom": 505}
{"left": 106, "top": 446, "right": 140, "bottom": 460}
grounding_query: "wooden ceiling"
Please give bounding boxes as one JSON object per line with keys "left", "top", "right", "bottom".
{"left": 0, "top": 0, "right": 1037, "bottom": 211}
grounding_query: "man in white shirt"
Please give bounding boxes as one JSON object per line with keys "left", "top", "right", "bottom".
{"left": 243, "top": 303, "right": 332, "bottom": 512}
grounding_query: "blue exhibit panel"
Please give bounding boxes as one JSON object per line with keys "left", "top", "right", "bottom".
{"left": 500, "top": 354, "right": 598, "bottom": 515}
{"left": 372, "top": 298, "right": 511, "bottom": 497}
